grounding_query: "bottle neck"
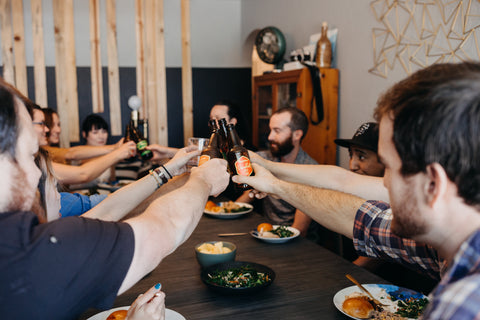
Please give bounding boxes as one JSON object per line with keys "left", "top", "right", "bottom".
{"left": 226, "top": 124, "right": 242, "bottom": 148}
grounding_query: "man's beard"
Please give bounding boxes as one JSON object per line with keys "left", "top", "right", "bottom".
{"left": 269, "top": 135, "right": 295, "bottom": 158}
{"left": 390, "top": 183, "right": 427, "bottom": 238}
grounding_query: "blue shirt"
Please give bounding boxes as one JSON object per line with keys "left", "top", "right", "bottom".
{"left": 60, "top": 192, "right": 108, "bottom": 217}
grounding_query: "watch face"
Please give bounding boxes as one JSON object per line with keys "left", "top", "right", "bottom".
{"left": 255, "top": 27, "right": 283, "bottom": 64}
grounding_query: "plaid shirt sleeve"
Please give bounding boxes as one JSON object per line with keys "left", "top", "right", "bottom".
{"left": 353, "top": 200, "right": 441, "bottom": 280}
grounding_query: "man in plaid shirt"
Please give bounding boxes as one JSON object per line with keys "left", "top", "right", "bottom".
{"left": 235, "top": 62, "right": 480, "bottom": 319}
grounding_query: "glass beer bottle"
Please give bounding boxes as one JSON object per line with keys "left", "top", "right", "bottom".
{"left": 217, "top": 118, "right": 229, "bottom": 159}
{"left": 199, "top": 120, "right": 222, "bottom": 166}
{"left": 226, "top": 123, "right": 254, "bottom": 190}
{"left": 127, "top": 120, "right": 153, "bottom": 161}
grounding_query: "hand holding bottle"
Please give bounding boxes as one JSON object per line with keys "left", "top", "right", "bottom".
{"left": 163, "top": 146, "right": 200, "bottom": 177}
{"left": 190, "top": 158, "right": 230, "bottom": 197}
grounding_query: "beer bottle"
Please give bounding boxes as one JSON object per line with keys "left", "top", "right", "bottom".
{"left": 226, "top": 123, "right": 254, "bottom": 190}
{"left": 199, "top": 120, "right": 222, "bottom": 166}
{"left": 127, "top": 120, "right": 153, "bottom": 161}
{"left": 218, "top": 118, "right": 229, "bottom": 159}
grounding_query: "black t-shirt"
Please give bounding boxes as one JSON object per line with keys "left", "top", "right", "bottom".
{"left": 0, "top": 211, "right": 135, "bottom": 320}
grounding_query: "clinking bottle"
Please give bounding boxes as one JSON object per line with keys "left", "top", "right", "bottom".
{"left": 199, "top": 120, "right": 223, "bottom": 166}
{"left": 226, "top": 123, "right": 254, "bottom": 190}
{"left": 217, "top": 118, "right": 229, "bottom": 159}
{"left": 125, "top": 121, "right": 153, "bottom": 161}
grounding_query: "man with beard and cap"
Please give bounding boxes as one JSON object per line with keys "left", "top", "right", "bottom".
{"left": 237, "top": 107, "right": 317, "bottom": 236}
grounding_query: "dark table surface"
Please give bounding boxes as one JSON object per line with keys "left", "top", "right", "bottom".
{"left": 79, "top": 211, "right": 389, "bottom": 320}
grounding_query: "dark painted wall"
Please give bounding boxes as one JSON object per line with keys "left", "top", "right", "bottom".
{"left": 13, "top": 66, "right": 251, "bottom": 147}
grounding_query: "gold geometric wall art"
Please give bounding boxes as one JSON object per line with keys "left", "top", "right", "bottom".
{"left": 369, "top": 0, "right": 480, "bottom": 78}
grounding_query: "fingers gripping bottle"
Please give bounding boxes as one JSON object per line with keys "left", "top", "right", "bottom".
{"left": 226, "top": 123, "right": 254, "bottom": 190}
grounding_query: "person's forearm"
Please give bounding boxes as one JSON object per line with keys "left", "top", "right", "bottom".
{"left": 271, "top": 179, "right": 364, "bottom": 239}
{"left": 82, "top": 173, "right": 159, "bottom": 221}
{"left": 119, "top": 174, "right": 211, "bottom": 293}
{"left": 54, "top": 148, "right": 125, "bottom": 184}
{"left": 64, "top": 145, "right": 114, "bottom": 161}
{"left": 265, "top": 162, "right": 389, "bottom": 202}
{"left": 291, "top": 209, "right": 312, "bottom": 237}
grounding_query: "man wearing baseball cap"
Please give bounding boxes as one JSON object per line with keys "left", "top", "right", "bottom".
{"left": 335, "top": 122, "right": 385, "bottom": 177}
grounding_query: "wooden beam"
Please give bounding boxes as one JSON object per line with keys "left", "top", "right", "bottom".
{"left": 52, "top": 0, "right": 79, "bottom": 146}
{"left": 135, "top": 0, "right": 146, "bottom": 119}
{"left": 89, "top": 0, "right": 104, "bottom": 113}
{"left": 0, "top": 0, "right": 15, "bottom": 84}
{"left": 11, "top": 0, "right": 27, "bottom": 95}
{"left": 106, "top": 0, "right": 122, "bottom": 136}
{"left": 31, "top": 0, "right": 48, "bottom": 107}
{"left": 155, "top": 0, "right": 168, "bottom": 145}
{"left": 144, "top": 0, "right": 156, "bottom": 142}
{"left": 181, "top": 0, "right": 193, "bottom": 145}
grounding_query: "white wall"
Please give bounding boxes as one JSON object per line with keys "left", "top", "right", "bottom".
{"left": 240, "top": 0, "right": 408, "bottom": 168}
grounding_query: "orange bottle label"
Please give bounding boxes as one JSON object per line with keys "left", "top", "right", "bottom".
{"left": 198, "top": 155, "right": 210, "bottom": 166}
{"left": 235, "top": 156, "right": 253, "bottom": 176}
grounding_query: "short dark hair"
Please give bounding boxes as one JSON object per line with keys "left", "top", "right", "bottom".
{"left": 214, "top": 99, "right": 251, "bottom": 145}
{"left": 82, "top": 114, "right": 109, "bottom": 136}
{"left": 273, "top": 107, "right": 309, "bottom": 141}
{"left": 43, "top": 108, "right": 57, "bottom": 132}
{"left": 374, "top": 62, "right": 480, "bottom": 208}
{"left": 0, "top": 77, "right": 34, "bottom": 160}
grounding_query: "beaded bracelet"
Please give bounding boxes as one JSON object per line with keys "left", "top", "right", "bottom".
{"left": 149, "top": 168, "right": 168, "bottom": 189}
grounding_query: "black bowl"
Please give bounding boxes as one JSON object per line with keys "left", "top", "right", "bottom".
{"left": 200, "top": 261, "right": 275, "bottom": 295}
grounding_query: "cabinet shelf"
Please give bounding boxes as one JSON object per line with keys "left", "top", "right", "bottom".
{"left": 252, "top": 68, "right": 339, "bottom": 165}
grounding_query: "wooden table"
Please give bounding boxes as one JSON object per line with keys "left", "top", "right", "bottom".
{"left": 80, "top": 212, "right": 388, "bottom": 319}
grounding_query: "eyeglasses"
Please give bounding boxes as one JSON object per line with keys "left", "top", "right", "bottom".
{"left": 32, "top": 121, "right": 47, "bottom": 128}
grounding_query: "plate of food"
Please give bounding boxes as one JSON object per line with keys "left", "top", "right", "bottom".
{"left": 87, "top": 306, "right": 185, "bottom": 320}
{"left": 204, "top": 201, "right": 253, "bottom": 219}
{"left": 201, "top": 261, "right": 275, "bottom": 295}
{"left": 250, "top": 223, "right": 300, "bottom": 244}
{"left": 333, "top": 284, "right": 429, "bottom": 320}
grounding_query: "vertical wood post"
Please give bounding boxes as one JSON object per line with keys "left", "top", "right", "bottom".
{"left": 154, "top": 0, "right": 168, "bottom": 145}
{"left": 89, "top": 0, "right": 104, "bottom": 113}
{"left": 31, "top": 0, "right": 47, "bottom": 107}
{"left": 181, "top": 0, "right": 193, "bottom": 145}
{"left": 135, "top": 0, "right": 146, "bottom": 119}
{"left": 0, "top": 0, "right": 15, "bottom": 84}
{"left": 11, "top": 0, "right": 27, "bottom": 95}
{"left": 106, "top": 0, "right": 122, "bottom": 136}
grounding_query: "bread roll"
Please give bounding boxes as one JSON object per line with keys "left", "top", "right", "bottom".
{"left": 106, "top": 309, "right": 127, "bottom": 320}
{"left": 342, "top": 297, "right": 374, "bottom": 319}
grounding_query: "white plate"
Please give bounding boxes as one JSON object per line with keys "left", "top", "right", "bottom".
{"left": 204, "top": 202, "right": 253, "bottom": 219}
{"left": 87, "top": 306, "right": 185, "bottom": 320}
{"left": 250, "top": 225, "right": 300, "bottom": 243}
{"left": 333, "top": 284, "right": 428, "bottom": 320}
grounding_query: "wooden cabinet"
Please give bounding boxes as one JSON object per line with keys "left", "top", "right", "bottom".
{"left": 252, "top": 68, "right": 339, "bottom": 165}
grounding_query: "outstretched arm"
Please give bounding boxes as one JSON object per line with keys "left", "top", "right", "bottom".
{"left": 52, "top": 141, "right": 136, "bottom": 184}
{"left": 83, "top": 147, "right": 199, "bottom": 221}
{"left": 232, "top": 163, "right": 365, "bottom": 239}
{"left": 119, "top": 158, "right": 230, "bottom": 294}
{"left": 249, "top": 151, "right": 389, "bottom": 202}
{"left": 43, "top": 138, "right": 124, "bottom": 163}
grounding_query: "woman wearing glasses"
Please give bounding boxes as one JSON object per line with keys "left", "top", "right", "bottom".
{"left": 29, "top": 103, "right": 135, "bottom": 186}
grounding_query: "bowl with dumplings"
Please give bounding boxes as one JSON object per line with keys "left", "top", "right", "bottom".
{"left": 195, "top": 241, "right": 237, "bottom": 268}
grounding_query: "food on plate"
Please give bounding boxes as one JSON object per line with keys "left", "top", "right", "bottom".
{"left": 394, "top": 297, "right": 428, "bottom": 318}
{"left": 270, "top": 225, "right": 294, "bottom": 238}
{"left": 257, "top": 222, "right": 273, "bottom": 233}
{"left": 197, "top": 241, "right": 232, "bottom": 254}
{"left": 342, "top": 296, "right": 374, "bottom": 319}
{"left": 205, "top": 200, "right": 217, "bottom": 211}
{"left": 206, "top": 265, "right": 272, "bottom": 288}
{"left": 261, "top": 231, "right": 279, "bottom": 238}
{"left": 205, "top": 201, "right": 249, "bottom": 213}
{"left": 106, "top": 309, "right": 127, "bottom": 320}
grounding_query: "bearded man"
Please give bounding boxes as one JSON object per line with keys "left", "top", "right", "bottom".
{"left": 237, "top": 107, "right": 317, "bottom": 236}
